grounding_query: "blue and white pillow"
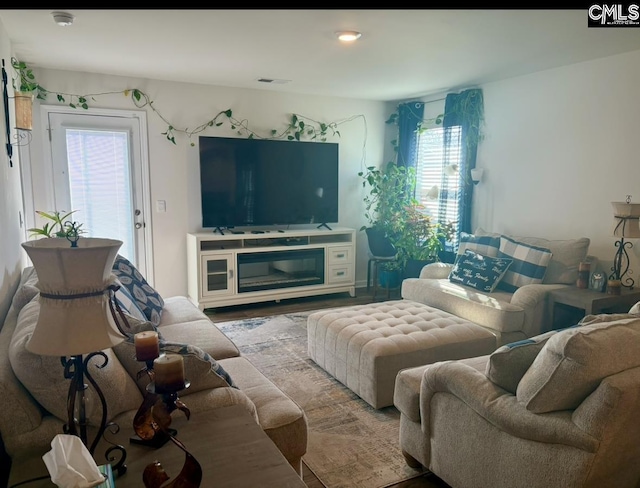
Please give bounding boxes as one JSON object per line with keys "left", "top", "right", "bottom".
{"left": 112, "top": 255, "right": 164, "bottom": 326}
{"left": 112, "top": 334, "right": 238, "bottom": 395}
{"left": 160, "top": 340, "right": 237, "bottom": 389}
{"left": 497, "top": 236, "right": 553, "bottom": 292}
{"left": 457, "top": 233, "right": 500, "bottom": 258}
{"left": 449, "top": 249, "right": 513, "bottom": 293}
{"left": 114, "top": 279, "right": 148, "bottom": 323}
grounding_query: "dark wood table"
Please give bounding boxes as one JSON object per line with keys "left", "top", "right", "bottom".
{"left": 548, "top": 286, "right": 640, "bottom": 327}
{"left": 11, "top": 405, "right": 307, "bottom": 488}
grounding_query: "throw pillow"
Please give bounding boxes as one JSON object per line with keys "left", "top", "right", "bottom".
{"left": 448, "top": 250, "right": 513, "bottom": 293}
{"left": 11, "top": 266, "right": 40, "bottom": 312}
{"left": 113, "top": 336, "right": 237, "bottom": 397}
{"left": 9, "top": 300, "right": 143, "bottom": 426}
{"left": 113, "top": 278, "right": 148, "bottom": 323}
{"left": 112, "top": 255, "right": 164, "bottom": 326}
{"left": 579, "top": 313, "right": 639, "bottom": 326}
{"left": 506, "top": 236, "right": 590, "bottom": 285}
{"left": 474, "top": 229, "right": 591, "bottom": 285}
{"left": 457, "top": 233, "right": 500, "bottom": 258}
{"left": 497, "top": 236, "right": 552, "bottom": 292}
{"left": 516, "top": 316, "right": 640, "bottom": 413}
{"left": 485, "top": 326, "right": 578, "bottom": 394}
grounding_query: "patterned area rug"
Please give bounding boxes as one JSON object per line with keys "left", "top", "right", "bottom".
{"left": 215, "top": 311, "right": 427, "bottom": 488}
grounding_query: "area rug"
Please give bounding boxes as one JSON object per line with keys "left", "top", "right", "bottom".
{"left": 215, "top": 310, "right": 427, "bottom": 488}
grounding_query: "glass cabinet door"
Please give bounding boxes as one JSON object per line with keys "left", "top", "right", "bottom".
{"left": 200, "top": 253, "right": 234, "bottom": 297}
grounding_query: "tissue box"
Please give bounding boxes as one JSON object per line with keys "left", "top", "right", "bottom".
{"left": 96, "top": 465, "right": 115, "bottom": 488}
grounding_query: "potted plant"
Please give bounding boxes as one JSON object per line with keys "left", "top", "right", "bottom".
{"left": 391, "top": 204, "right": 455, "bottom": 278}
{"left": 28, "top": 210, "right": 85, "bottom": 246}
{"left": 10, "top": 57, "right": 47, "bottom": 130}
{"left": 359, "top": 161, "right": 416, "bottom": 255}
{"left": 378, "top": 260, "right": 403, "bottom": 289}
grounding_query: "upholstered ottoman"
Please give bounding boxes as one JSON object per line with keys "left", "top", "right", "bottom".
{"left": 307, "top": 299, "right": 497, "bottom": 408}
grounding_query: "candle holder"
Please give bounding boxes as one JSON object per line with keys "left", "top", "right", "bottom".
{"left": 142, "top": 433, "right": 202, "bottom": 488}
{"left": 131, "top": 376, "right": 190, "bottom": 448}
{"left": 147, "top": 380, "right": 192, "bottom": 426}
{"left": 130, "top": 358, "right": 168, "bottom": 448}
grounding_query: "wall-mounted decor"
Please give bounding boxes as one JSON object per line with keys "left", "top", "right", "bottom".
{"left": 2, "top": 58, "right": 32, "bottom": 167}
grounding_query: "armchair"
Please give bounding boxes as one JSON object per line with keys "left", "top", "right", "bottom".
{"left": 394, "top": 314, "right": 640, "bottom": 488}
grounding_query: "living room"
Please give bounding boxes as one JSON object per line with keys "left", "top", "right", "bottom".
{"left": 2, "top": 9, "right": 640, "bottom": 488}
{"left": 2, "top": 10, "right": 640, "bottom": 312}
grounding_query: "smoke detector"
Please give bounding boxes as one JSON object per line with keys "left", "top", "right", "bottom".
{"left": 51, "top": 11, "right": 75, "bottom": 27}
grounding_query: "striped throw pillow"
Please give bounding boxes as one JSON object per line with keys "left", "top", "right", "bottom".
{"left": 497, "top": 235, "right": 552, "bottom": 292}
{"left": 457, "top": 233, "right": 500, "bottom": 257}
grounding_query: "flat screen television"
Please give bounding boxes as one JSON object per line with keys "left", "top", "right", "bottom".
{"left": 199, "top": 136, "right": 339, "bottom": 229}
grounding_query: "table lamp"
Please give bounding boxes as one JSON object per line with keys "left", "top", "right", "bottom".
{"left": 609, "top": 195, "right": 640, "bottom": 290}
{"left": 21, "top": 237, "right": 129, "bottom": 474}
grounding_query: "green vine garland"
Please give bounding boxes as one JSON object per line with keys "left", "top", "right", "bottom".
{"left": 10, "top": 57, "right": 354, "bottom": 146}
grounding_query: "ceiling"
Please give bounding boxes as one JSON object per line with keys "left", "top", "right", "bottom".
{"left": 2, "top": 9, "right": 640, "bottom": 102}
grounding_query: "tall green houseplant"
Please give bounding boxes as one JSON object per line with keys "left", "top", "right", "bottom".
{"left": 359, "top": 161, "right": 416, "bottom": 235}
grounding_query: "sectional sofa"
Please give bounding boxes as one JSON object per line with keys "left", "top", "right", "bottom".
{"left": 1, "top": 265, "right": 308, "bottom": 485}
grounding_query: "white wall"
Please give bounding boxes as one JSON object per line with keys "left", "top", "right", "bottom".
{"left": 26, "top": 68, "right": 387, "bottom": 297}
{"left": 474, "top": 49, "right": 640, "bottom": 276}
{"left": 0, "top": 20, "right": 27, "bottom": 325}
{"left": 9, "top": 45, "right": 640, "bottom": 303}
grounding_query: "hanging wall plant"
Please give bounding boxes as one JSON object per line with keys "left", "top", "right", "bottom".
{"left": 10, "top": 58, "right": 364, "bottom": 147}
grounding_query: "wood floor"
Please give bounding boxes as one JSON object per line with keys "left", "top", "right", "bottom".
{"left": 204, "top": 287, "right": 450, "bottom": 488}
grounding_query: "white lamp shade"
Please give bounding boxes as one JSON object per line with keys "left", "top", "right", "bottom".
{"left": 612, "top": 201, "right": 640, "bottom": 238}
{"left": 21, "top": 237, "right": 125, "bottom": 356}
{"left": 612, "top": 201, "right": 640, "bottom": 217}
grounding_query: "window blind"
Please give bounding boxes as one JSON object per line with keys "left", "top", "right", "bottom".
{"left": 415, "top": 125, "right": 462, "bottom": 249}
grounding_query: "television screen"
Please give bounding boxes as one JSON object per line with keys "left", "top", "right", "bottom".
{"left": 199, "top": 136, "right": 339, "bottom": 228}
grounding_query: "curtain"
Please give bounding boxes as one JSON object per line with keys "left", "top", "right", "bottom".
{"left": 443, "top": 88, "right": 484, "bottom": 237}
{"left": 396, "top": 101, "right": 424, "bottom": 169}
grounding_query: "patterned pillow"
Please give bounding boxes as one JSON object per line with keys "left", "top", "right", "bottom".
{"left": 113, "top": 338, "right": 237, "bottom": 396}
{"left": 112, "top": 255, "right": 164, "bottom": 326}
{"left": 160, "top": 340, "right": 237, "bottom": 389}
{"left": 497, "top": 236, "right": 552, "bottom": 292}
{"left": 457, "top": 233, "right": 500, "bottom": 258}
{"left": 449, "top": 249, "right": 513, "bottom": 293}
{"left": 113, "top": 279, "right": 148, "bottom": 323}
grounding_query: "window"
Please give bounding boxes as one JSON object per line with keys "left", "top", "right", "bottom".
{"left": 414, "top": 125, "right": 462, "bottom": 251}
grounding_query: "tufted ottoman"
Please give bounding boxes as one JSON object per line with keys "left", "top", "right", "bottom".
{"left": 307, "top": 299, "right": 497, "bottom": 408}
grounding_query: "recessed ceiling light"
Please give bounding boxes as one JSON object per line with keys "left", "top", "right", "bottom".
{"left": 336, "top": 31, "right": 362, "bottom": 42}
{"left": 51, "top": 11, "right": 75, "bottom": 27}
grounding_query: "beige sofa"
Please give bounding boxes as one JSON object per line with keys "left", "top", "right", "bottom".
{"left": 1, "top": 267, "right": 308, "bottom": 485}
{"left": 401, "top": 230, "right": 593, "bottom": 345}
{"left": 394, "top": 312, "right": 640, "bottom": 488}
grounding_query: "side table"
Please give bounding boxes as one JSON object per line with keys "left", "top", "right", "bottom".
{"left": 548, "top": 286, "right": 640, "bottom": 328}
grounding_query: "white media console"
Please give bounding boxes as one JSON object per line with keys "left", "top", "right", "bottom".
{"left": 187, "top": 227, "right": 356, "bottom": 310}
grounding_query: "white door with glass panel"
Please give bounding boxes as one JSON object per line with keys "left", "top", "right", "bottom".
{"left": 46, "top": 110, "right": 152, "bottom": 278}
